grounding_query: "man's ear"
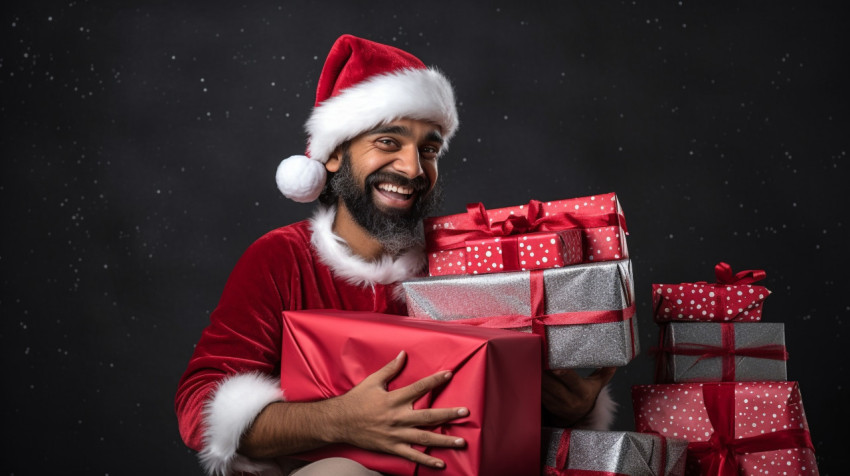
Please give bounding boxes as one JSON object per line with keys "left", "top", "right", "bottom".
{"left": 325, "top": 150, "right": 342, "bottom": 173}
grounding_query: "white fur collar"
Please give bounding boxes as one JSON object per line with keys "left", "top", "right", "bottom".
{"left": 309, "top": 206, "right": 427, "bottom": 287}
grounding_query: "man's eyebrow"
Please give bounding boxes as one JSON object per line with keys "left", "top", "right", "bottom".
{"left": 367, "top": 125, "right": 411, "bottom": 136}
{"left": 365, "top": 125, "right": 444, "bottom": 145}
{"left": 425, "top": 130, "right": 444, "bottom": 145}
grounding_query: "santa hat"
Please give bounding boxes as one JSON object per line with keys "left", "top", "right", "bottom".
{"left": 276, "top": 34, "right": 459, "bottom": 203}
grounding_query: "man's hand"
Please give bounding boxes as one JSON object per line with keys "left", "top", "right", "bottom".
{"left": 541, "top": 367, "right": 616, "bottom": 427}
{"left": 238, "top": 351, "right": 467, "bottom": 469}
{"left": 327, "top": 350, "right": 468, "bottom": 469}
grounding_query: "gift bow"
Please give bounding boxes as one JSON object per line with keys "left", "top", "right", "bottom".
{"left": 688, "top": 384, "right": 814, "bottom": 475}
{"left": 652, "top": 323, "right": 789, "bottom": 381}
{"left": 713, "top": 262, "right": 766, "bottom": 285}
{"left": 426, "top": 200, "right": 625, "bottom": 252}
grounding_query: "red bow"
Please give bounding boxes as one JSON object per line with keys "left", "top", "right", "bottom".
{"left": 713, "top": 262, "right": 766, "bottom": 285}
{"left": 688, "top": 384, "right": 813, "bottom": 474}
{"left": 426, "top": 200, "right": 624, "bottom": 252}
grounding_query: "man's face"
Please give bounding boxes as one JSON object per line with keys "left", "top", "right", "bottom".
{"left": 324, "top": 118, "right": 444, "bottom": 253}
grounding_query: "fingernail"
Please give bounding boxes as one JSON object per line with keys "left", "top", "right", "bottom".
{"left": 444, "top": 371, "right": 452, "bottom": 380}
{"left": 434, "top": 461, "right": 445, "bottom": 468}
{"left": 396, "top": 350, "right": 405, "bottom": 360}
{"left": 457, "top": 407, "right": 469, "bottom": 416}
{"left": 454, "top": 438, "right": 465, "bottom": 446}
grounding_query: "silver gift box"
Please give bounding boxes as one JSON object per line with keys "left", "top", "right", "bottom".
{"left": 658, "top": 322, "right": 787, "bottom": 382}
{"left": 402, "top": 259, "right": 639, "bottom": 368}
{"left": 543, "top": 428, "right": 688, "bottom": 476}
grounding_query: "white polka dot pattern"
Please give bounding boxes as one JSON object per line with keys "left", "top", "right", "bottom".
{"left": 426, "top": 230, "right": 583, "bottom": 277}
{"left": 424, "top": 194, "right": 629, "bottom": 277}
{"left": 632, "top": 382, "right": 818, "bottom": 474}
{"left": 652, "top": 282, "right": 771, "bottom": 322}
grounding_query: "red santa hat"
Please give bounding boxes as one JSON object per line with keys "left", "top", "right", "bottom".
{"left": 276, "top": 34, "right": 459, "bottom": 202}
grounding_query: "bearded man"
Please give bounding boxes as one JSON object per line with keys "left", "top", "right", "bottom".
{"left": 175, "top": 34, "right": 615, "bottom": 476}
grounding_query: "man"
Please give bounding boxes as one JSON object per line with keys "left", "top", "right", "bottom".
{"left": 176, "top": 35, "right": 615, "bottom": 476}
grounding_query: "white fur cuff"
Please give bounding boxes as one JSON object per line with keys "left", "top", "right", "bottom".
{"left": 199, "top": 373, "right": 285, "bottom": 476}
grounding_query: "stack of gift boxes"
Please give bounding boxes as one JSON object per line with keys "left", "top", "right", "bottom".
{"left": 632, "top": 263, "right": 819, "bottom": 474}
{"left": 403, "top": 193, "right": 689, "bottom": 475}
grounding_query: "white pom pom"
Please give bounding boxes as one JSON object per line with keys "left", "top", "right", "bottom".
{"left": 275, "top": 155, "right": 326, "bottom": 203}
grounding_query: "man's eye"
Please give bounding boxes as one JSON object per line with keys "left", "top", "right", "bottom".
{"left": 421, "top": 146, "right": 440, "bottom": 157}
{"left": 376, "top": 138, "right": 398, "bottom": 148}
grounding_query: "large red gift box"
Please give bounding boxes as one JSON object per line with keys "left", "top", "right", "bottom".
{"left": 281, "top": 310, "right": 542, "bottom": 476}
{"left": 632, "top": 382, "right": 818, "bottom": 475}
{"left": 424, "top": 193, "right": 628, "bottom": 276}
{"left": 652, "top": 263, "right": 771, "bottom": 323}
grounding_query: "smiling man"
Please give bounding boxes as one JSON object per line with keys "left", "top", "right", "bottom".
{"left": 175, "top": 35, "right": 614, "bottom": 476}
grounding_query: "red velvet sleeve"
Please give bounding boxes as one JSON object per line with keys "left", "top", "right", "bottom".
{"left": 174, "top": 232, "right": 291, "bottom": 450}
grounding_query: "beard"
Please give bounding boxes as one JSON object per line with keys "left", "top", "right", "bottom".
{"left": 327, "top": 151, "right": 443, "bottom": 255}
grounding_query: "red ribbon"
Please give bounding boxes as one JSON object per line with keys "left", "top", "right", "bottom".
{"left": 688, "top": 384, "right": 814, "bottom": 474}
{"left": 713, "top": 262, "right": 766, "bottom": 285}
{"left": 653, "top": 324, "right": 789, "bottom": 381}
{"left": 426, "top": 200, "right": 625, "bottom": 253}
{"left": 542, "top": 430, "right": 668, "bottom": 476}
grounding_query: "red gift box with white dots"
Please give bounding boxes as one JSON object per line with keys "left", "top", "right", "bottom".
{"left": 425, "top": 193, "right": 628, "bottom": 277}
{"left": 652, "top": 282, "right": 770, "bottom": 323}
{"left": 632, "top": 382, "right": 818, "bottom": 475}
{"left": 427, "top": 229, "right": 583, "bottom": 276}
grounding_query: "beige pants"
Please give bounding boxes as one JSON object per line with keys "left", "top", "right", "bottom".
{"left": 289, "top": 457, "right": 383, "bottom": 476}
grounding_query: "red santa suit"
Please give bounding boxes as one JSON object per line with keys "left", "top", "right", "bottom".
{"left": 175, "top": 206, "right": 426, "bottom": 475}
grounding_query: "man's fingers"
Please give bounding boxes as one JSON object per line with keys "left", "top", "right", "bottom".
{"left": 589, "top": 366, "right": 617, "bottom": 385}
{"left": 548, "top": 368, "right": 583, "bottom": 389}
{"left": 391, "top": 429, "right": 466, "bottom": 469}
{"left": 394, "top": 370, "right": 453, "bottom": 402}
{"left": 392, "top": 443, "right": 447, "bottom": 469}
{"left": 367, "top": 350, "right": 407, "bottom": 386}
{"left": 409, "top": 406, "right": 470, "bottom": 427}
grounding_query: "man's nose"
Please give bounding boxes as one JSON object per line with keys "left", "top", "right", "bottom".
{"left": 391, "top": 144, "right": 425, "bottom": 178}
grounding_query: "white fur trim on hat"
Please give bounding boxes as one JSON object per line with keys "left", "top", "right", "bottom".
{"left": 309, "top": 205, "right": 427, "bottom": 286}
{"left": 306, "top": 67, "right": 458, "bottom": 165}
{"left": 276, "top": 154, "right": 327, "bottom": 203}
{"left": 199, "top": 372, "right": 285, "bottom": 476}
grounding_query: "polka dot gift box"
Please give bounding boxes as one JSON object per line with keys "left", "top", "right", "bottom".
{"left": 424, "top": 193, "right": 628, "bottom": 277}
{"left": 652, "top": 263, "right": 771, "bottom": 323}
{"left": 632, "top": 382, "right": 818, "bottom": 475}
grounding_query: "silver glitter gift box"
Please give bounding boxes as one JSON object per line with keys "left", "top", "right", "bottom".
{"left": 542, "top": 428, "right": 688, "bottom": 476}
{"left": 402, "top": 259, "right": 639, "bottom": 368}
{"left": 655, "top": 322, "right": 788, "bottom": 383}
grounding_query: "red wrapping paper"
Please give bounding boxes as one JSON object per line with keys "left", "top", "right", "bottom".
{"left": 425, "top": 193, "right": 628, "bottom": 277}
{"left": 652, "top": 263, "right": 771, "bottom": 323}
{"left": 280, "top": 310, "right": 542, "bottom": 476}
{"left": 427, "top": 228, "right": 584, "bottom": 276}
{"left": 632, "top": 382, "right": 818, "bottom": 475}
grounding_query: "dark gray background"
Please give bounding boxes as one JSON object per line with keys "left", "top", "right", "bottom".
{"left": 2, "top": 1, "right": 847, "bottom": 474}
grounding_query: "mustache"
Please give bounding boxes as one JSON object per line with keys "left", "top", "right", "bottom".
{"left": 365, "top": 171, "right": 430, "bottom": 193}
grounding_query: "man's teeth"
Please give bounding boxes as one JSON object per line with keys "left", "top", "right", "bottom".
{"left": 377, "top": 183, "right": 413, "bottom": 195}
